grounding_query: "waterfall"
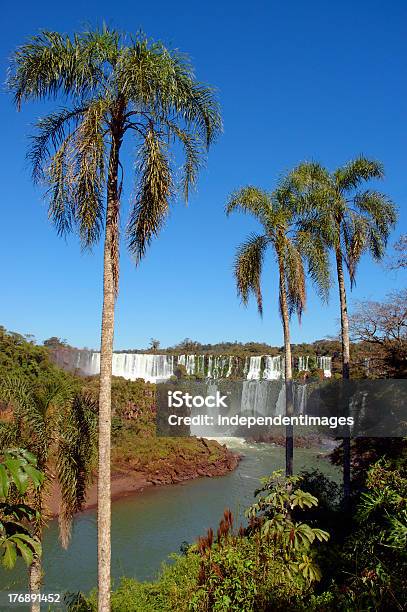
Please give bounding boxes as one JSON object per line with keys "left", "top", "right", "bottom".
{"left": 263, "top": 356, "right": 282, "bottom": 380}
{"left": 190, "top": 381, "right": 221, "bottom": 436}
{"left": 295, "top": 384, "right": 307, "bottom": 414}
{"left": 247, "top": 356, "right": 262, "bottom": 380}
{"left": 66, "top": 351, "right": 332, "bottom": 383}
{"left": 241, "top": 380, "right": 270, "bottom": 416}
{"left": 275, "top": 384, "right": 286, "bottom": 415}
{"left": 226, "top": 356, "right": 234, "bottom": 378}
{"left": 112, "top": 353, "right": 174, "bottom": 383}
{"left": 197, "top": 355, "right": 205, "bottom": 376}
{"left": 298, "top": 356, "right": 309, "bottom": 372}
{"left": 186, "top": 355, "right": 195, "bottom": 375}
{"left": 317, "top": 356, "right": 332, "bottom": 378}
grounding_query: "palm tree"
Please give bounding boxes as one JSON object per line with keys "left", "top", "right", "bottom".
{"left": 290, "top": 157, "right": 397, "bottom": 499}
{"left": 226, "top": 184, "right": 330, "bottom": 475}
{"left": 8, "top": 27, "right": 221, "bottom": 608}
{"left": 0, "top": 377, "right": 97, "bottom": 612}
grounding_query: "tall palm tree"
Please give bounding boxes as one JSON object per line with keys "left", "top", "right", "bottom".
{"left": 8, "top": 27, "right": 221, "bottom": 608}
{"left": 226, "top": 184, "right": 330, "bottom": 475}
{"left": 290, "top": 157, "right": 397, "bottom": 499}
{"left": 0, "top": 376, "right": 97, "bottom": 612}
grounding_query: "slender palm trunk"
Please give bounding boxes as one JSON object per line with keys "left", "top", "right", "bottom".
{"left": 97, "top": 125, "right": 122, "bottom": 611}
{"left": 335, "top": 246, "right": 351, "bottom": 503}
{"left": 278, "top": 256, "right": 293, "bottom": 476}
{"left": 29, "top": 554, "right": 42, "bottom": 612}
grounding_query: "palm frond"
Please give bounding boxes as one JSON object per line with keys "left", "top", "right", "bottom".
{"left": 79, "top": 26, "right": 120, "bottom": 66}
{"left": 57, "top": 393, "right": 98, "bottom": 548}
{"left": 127, "top": 127, "right": 173, "bottom": 263}
{"left": 8, "top": 30, "right": 104, "bottom": 107}
{"left": 226, "top": 186, "right": 272, "bottom": 225}
{"left": 289, "top": 162, "right": 331, "bottom": 190}
{"left": 342, "top": 213, "right": 370, "bottom": 287}
{"left": 284, "top": 239, "right": 306, "bottom": 322}
{"left": 334, "top": 156, "right": 384, "bottom": 192}
{"left": 165, "top": 122, "right": 203, "bottom": 201}
{"left": 0, "top": 423, "right": 19, "bottom": 451}
{"left": 234, "top": 233, "right": 269, "bottom": 315}
{"left": 353, "top": 190, "right": 397, "bottom": 237}
{"left": 46, "top": 135, "right": 76, "bottom": 237}
{"left": 287, "top": 163, "right": 334, "bottom": 218}
{"left": 0, "top": 377, "right": 48, "bottom": 467}
{"left": 118, "top": 38, "right": 222, "bottom": 147}
{"left": 296, "top": 230, "right": 331, "bottom": 301}
{"left": 44, "top": 99, "right": 107, "bottom": 247}
{"left": 171, "top": 75, "right": 222, "bottom": 147}
{"left": 73, "top": 99, "right": 107, "bottom": 248}
{"left": 28, "top": 106, "right": 85, "bottom": 183}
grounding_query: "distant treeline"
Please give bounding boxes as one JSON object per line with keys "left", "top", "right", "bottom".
{"left": 2, "top": 324, "right": 404, "bottom": 381}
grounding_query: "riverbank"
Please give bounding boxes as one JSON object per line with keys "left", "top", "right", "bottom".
{"left": 49, "top": 437, "right": 240, "bottom": 516}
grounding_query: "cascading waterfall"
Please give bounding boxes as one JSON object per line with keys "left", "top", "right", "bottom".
{"left": 246, "top": 356, "right": 262, "bottom": 380}
{"left": 69, "top": 351, "right": 332, "bottom": 382}
{"left": 241, "top": 381, "right": 269, "bottom": 416}
{"left": 65, "top": 349, "right": 338, "bottom": 435}
{"left": 295, "top": 384, "right": 307, "bottom": 414}
{"left": 177, "top": 354, "right": 193, "bottom": 375}
{"left": 298, "top": 356, "right": 309, "bottom": 372}
{"left": 317, "top": 356, "right": 332, "bottom": 378}
{"left": 226, "top": 356, "right": 235, "bottom": 378}
{"left": 113, "top": 353, "right": 174, "bottom": 383}
{"left": 263, "top": 356, "right": 283, "bottom": 380}
{"left": 196, "top": 355, "right": 205, "bottom": 376}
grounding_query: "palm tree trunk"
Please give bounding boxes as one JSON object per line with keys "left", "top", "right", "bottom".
{"left": 278, "top": 257, "right": 294, "bottom": 476}
{"left": 335, "top": 246, "right": 351, "bottom": 504}
{"left": 29, "top": 555, "right": 42, "bottom": 612}
{"left": 97, "top": 129, "right": 122, "bottom": 612}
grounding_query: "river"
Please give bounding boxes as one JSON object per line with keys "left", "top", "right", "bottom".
{"left": 0, "top": 440, "right": 340, "bottom": 597}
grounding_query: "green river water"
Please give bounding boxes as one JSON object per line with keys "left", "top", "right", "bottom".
{"left": 0, "top": 439, "right": 340, "bottom": 600}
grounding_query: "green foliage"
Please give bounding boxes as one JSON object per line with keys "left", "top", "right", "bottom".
{"left": 68, "top": 555, "right": 201, "bottom": 611}
{"left": 225, "top": 184, "right": 330, "bottom": 322}
{"left": 0, "top": 374, "right": 98, "bottom": 548}
{"left": 356, "top": 460, "right": 406, "bottom": 551}
{"left": 246, "top": 471, "right": 329, "bottom": 583}
{"left": 57, "top": 393, "right": 98, "bottom": 546}
{"left": 0, "top": 448, "right": 43, "bottom": 497}
{"left": 0, "top": 326, "right": 76, "bottom": 387}
{"left": 289, "top": 156, "right": 397, "bottom": 286}
{"left": 189, "top": 475, "right": 330, "bottom": 611}
{"left": 0, "top": 449, "right": 43, "bottom": 570}
{"left": 299, "top": 459, "right": 407, "bottom": 611}
{"left": 8, "top": 28, "right": 222, "bottom": 274}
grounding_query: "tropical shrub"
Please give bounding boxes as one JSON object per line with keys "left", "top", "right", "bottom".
{"left": 335, "top": 460, "right": 406, "bottom": 610}
{"left": 190, "top": 473, "right": 330, "bottom": 611}
{"left": 0, "top": 448, "right": 43, "bottom": 569}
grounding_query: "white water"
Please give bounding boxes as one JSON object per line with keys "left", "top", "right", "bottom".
{"left": 298, "top": 355, "right": 309, "bottom": 372}
{"left": 263, "top": 355, "right": 283, "bottom": 379}
{"left": 246, "top": 356, "right": 262, "bottom": 379}
{"left": 241, "top": 380, "right": 270, "bottom": 415}
{"left": 72, "top": 352, "right": 331, "bottom": 382}
{"left": 317, "top": 356, "right": 332, "bottom": 378}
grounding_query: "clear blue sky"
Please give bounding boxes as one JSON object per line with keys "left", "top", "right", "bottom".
{"left": 1, "top": 0, "right": 406, "bottom": 350}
